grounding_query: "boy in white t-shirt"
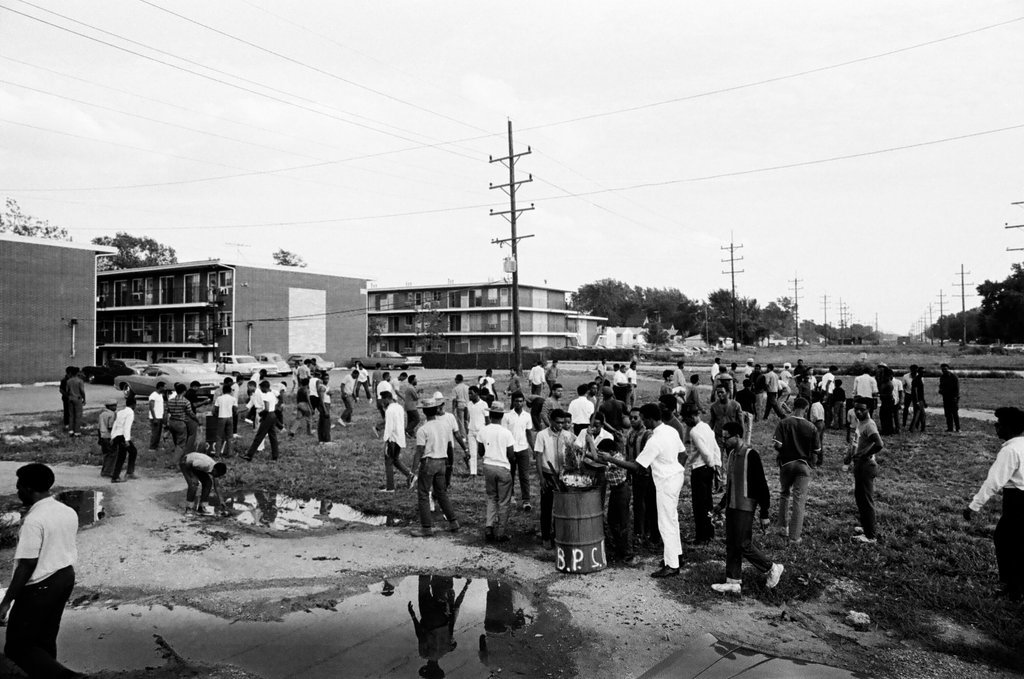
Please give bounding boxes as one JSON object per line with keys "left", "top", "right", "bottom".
{"left": 213, "top": 384, "right": 237, "bottom": 457}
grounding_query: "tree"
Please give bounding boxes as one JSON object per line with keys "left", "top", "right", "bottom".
{"left": 642, "top": 319, "right": 670, "bottom": 346}
{"left": 642, "top": 287, "right": 701, "bottom": 336}
{"left": 571, "top": 279, "right": 643, "bottom": 326}
{"left": 414, "top": 307, "right": 446, "bottom": 352}
{"left": 0, "top": 198, "right": 70, "bottom": 241}
{"left": 977, "top": 263, "right": 1024, "bottom": 343}
{"left": 273, "top": 249, "right": 307, "bottom": 268}
{"left": 367, "top": 317, "right": 385, "bottom": 350}
{"left": 92, "top": 232, "right": 176, "bottom": 271}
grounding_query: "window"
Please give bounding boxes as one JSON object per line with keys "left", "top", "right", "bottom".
{"left": 486, "top": 287, "right": 498, "bottom": 304}
{"left": 113, "top": 280, "right": 128, "bottom": 306}
{"left": 158, "top": 277, "right": 173, "bottom": 304}
{"left": 207, "top": 271, "right": 217, "bottom": 291}
{"left": 448, "top": 291, "right": 461, "bottom": 308}
{"left": 131, "top": 315, "right": 145, "bottom": 332}
{"left": 184, "top": 313, "right": 200, "bottom": 341}
{"left": 374, "top": 294, "right": 382, "bottom": 311}
{"left": 144, "top": 278, "right": 155, "bottom": 305}
{"left": 469, "top": 289, "right": 480, "bottom": 307}
{"left": 218, "top": 311, "right": 232, "bottom": 336}
{"left": 184, "top": 273, "right": 200, "bottom": 303}
{"left": 413, "top": 292, "right": 423, "bottom": 306}
{"left": 448, "top": 315, "right": 461, "bottom": 332}
{"left": 487, "top": 313, "right": 498, "bottom": 331}
{"left": 218, "top": 270, "right": 233, "bottom": 288}
{"left": 159, "top": 314, "right": 174, "bottom": 342}
{"left": 131, "top": 279, "right": 144, "bottom": 302}
{"left": 98, "top": 281, "right": 110, "bottom": 307}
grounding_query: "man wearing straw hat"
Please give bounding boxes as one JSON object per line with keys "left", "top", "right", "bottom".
{"left": 479, "top": 402, "right": 516, "bottom": 543}
{"left": 409, "top": 396, "right": 460, "bottom": 537}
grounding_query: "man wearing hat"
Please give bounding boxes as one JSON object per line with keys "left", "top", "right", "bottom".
{"left": 410, "top": 397, "right": 459, "bottom": 537}
{"left": 479, "top": 402, "right": 516, "bottom": 542}
{"left": 963, "top": 407, "right": 1024, "bottom": 602}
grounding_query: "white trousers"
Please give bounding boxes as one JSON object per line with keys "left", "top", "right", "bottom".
{"left": 655, "top": 472, "right": 686, "bottom": 569}
{"left": 467, "top": 431, "right": 479, "bottom": 475}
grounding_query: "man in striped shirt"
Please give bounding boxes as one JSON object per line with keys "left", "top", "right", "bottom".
{"left": 164, "top": 383, "right": 198, "bottom": 466}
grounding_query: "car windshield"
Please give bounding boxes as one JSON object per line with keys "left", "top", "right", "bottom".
{"left": 237, "top": 356, "right": 258, "bottom": 363}
{"left": 382, "top": 352, "right": 401, "bottom": 357}
{"left": 169, "top": 365, "right": 215, "bottom": 376}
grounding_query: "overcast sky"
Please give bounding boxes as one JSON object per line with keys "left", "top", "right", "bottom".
{"left": 2, "top": 1, "right": 1023, "bottom": 334}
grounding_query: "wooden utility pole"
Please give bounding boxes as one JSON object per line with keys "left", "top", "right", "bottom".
{"left": 791, "top": 274, "right": 803, "bottom": 347}
{"left": 720, "top": 238, "right": 744, "bottom": 350}
{"left": 927, "top": 304, "right": 934, "bottom": 345}
{"left": 936, "top": 290, "right": 946, "bottom": 346}
{"left": 489, "top": 120, "right": 534, "bottom": 373}
{"left": 820, "top": 294, "right": 830, "bottom": 345}
{"left": 953, "top": 264, "right": 974, "bottom": 347}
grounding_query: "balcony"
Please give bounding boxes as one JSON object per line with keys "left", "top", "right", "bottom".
{"left": 98, "top": 320, "right": 227, "bottom": 346}
{"left": 98, "top": 286, "right": 225, "bottom": 310}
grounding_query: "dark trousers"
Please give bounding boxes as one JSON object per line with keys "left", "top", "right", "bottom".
{"left": 573, "top": 423, "right": 588, "bottom": 435}
{"left": 531, "top": 383, "right": 542, "bottom": 396}
{"left": 879, "top": 397, "right": 897, "bottom": 435}
{"left": 247, "top": 412, "right": 280, "bottom": 459}
{"left": 149, "top": 418, "right": 163, "bottom": 450}
{"left": 405, "top": 408, "right": 420, "bottom": 437}
{"left": 61, "top": 396, "right": 70, "bottom": 428}
{"left": 99, "top": 438, "right": 115, "bottom": 477}
{"left": 854, "top": 457, "right": 878, "bottom": 538}
{"left": 612, "top": 385, "right": 629, "bottom": 403}
{"left": 943, "top": 398, "right": 960, "bottom": 432}
{"left": 4, "top": 565, "right": 77, "bottom": 679}
{"left": 607, "top": 481, "right": 632, "bottom": 558}
{"left": 184, "top": 418, "right": 198, "bottom": 454}
{"left": 417, "top": 458, "right": 456, "bottom": 528}
{"left": 384, "top": 441, "right": 412, "bottom": 490}
{"left": 215, "top": 417, "right": 234, "bottom": 457}
{"left": 507, "top": 448, "right": 532, "bottom": 503}
{"left": 180, "top": 460, "right": 213, "bottom": 506}
{"left": 340, "top": 395, "right": 354, "bottom": 423}
{"left": 725, "top": 509, "right": 772, "bottom": 579}
{"left": 111, "top": 436, "right": 137, "bottom": 480}
{"left": 764, "top": 392, "right": 785, "bottom": 420}
{"left": 68, "top": 399, "right": 83, "bottom": 434}
{"left": 691, "top": 466, "right": 716, "bottom": 543}
{"left": 996, "top": 488, "right": 1024, "bottom": 597}
{"left": 540, "top": 473, "right": 556, "bottom": 540}
{"left": 632, "top": 473, "right": 660, "bottom": 544}
{"left": 901, "top": 396, "right": 912, "bottom": 428}
{"left": 166, "top": 419, "right": 187, "bottom": 465}
{"left": 317, "top": 406, "right": 331, "bottom": 442}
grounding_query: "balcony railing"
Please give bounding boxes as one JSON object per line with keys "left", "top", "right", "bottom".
{"left": 98, "top": 286, "right": 225, "bottom": 309}
{"left": 98, "top": 320, "right": 227, "bottom": 345}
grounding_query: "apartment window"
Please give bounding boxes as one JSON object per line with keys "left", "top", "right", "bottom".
{"left": 184, "top": 313, "right": 200, "bottom": 341}
{"left": 448, "top": 291, "right": 461, "bottom": 308}
{"left": 218, "top": 270, "right": 233, "bottom": 288}
{"left": 98, "top": 281, "right": 110, "bottom": 306}
{"left": 218, "top": 311, "right": 232, "bottom": 336}
{"left": 158, "top": 276, "right": 173, "bottom": 304}
{"left": 487, "top": 313, "right": 498, "bottom": 331}
{"left": 159, "top": 314, "right": 174, "bottom": 342}
{"left": 448, "top": 315, "right": 461, "bottom": 332}
{"left": 469, "top": 289, "right": 480, "bottom": 307}
{"left": 499, "top": 287, "right": 510, "bottom": 306}
{"left": 184, "top": 273, "right": 200, "bottom": 303}
{"left": 374, "top": 294, "right": 382, "bottom": 311}
{"left": 131, "top": 279, "right": 145, "bottom": 303}
{"left": 113, "top": 280, "right": 128, "bottom": 306}
{"left": 413, "top": 292, "right": 423, "bottom": 306}
{"left": 144, "top": 278, "right": 155, "bottom": 305}
{"left": 131, "top": 315, "right": 145, "bottom": 332}
{"left": 486, "top": 288, "right": 498, "bottom": 305}
{"left": 207, "top": 271, "right": 217, "bottom": 291}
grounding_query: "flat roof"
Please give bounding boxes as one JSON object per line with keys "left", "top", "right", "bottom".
{"left": 97, "top": 258, "right": 368, "bottom": 281}
{"left": 368, "top": 280, "right": 572, "bottom": 295}
{"left": 0, "top": 231, "right": 117, "bottom": 254}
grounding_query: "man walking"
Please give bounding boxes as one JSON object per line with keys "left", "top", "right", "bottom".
{"left": 528, "top": 360, "right": 546, "bottom": 396}
{"left": 681, "top": 404, "right": 721, "bottom": 545}
{"left": 502, "top": 392, "right": 535, "bottom": 512}
{"left": 763, "top": 364, "right": 786, "bottom": 420}
{"left": 410, "top": 398, "right": 460, "bottom": 537}
{"left": 711, "top": 422, "right": 784, "bottom": 595}
{"left": 338, "top": 368, "right": 358, "bottom": 427}
{"left": 545, "top": 360, "right": 560, "bottom": 396}
{"left": 378, "top": 391, "right": 412, "bottom": 492}
{"left": 708, "top": 386, "right": 743, "bottom": 449}
{"left": 466, "top": 386, "right": 488, "bottom": 476}
{"left": 772, "top": 397, "right": 821, "bottom": 543}
{"left": 245, "top": 381, "right": 280, "bottom": 461}
{"left": 480, "top": 402, "right": 516, "bottom": 543}
{"left": 164, "top": 383, "right": 197, "bottom": 467}
{"left": 452, "top": 374, "right": 470, "bottom": 439}
{"left": 939, "top": 363, "right": 960, "bottom": 433}
{"left": 845, "top": 398, "right": 884, "bottom": 544}
{"left": 148, "top": 381, "right": 166, "bottom": 451}
{"left": 213, "top": 383, "right": 237, "bottom": 457}
{"left": 98, "top": 400, "right": 117, "bottom": 478}
{"left": 0, "top": 463, "right": 83, "bottom": 678}
{"left": 109, "top": 398, "right": 136, "bottom": 483}
{"left": 402, "top": 374, "right": 421, "bottom": 437}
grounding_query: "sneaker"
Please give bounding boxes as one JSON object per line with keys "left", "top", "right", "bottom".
{"left": 651, "top": 565, "right": 680, "bottom": 579}
{"left": 522, "top": 502, "right": 532, "bottom": 512}
{"left": 853, "top": 526, "right": 865, "bottom": 535}
{"left": 852, "top": 534, "right": 877, "bottom": 544}
{"left": 377, "top": 487, "right": 395, "bottom": 494}
{"left": 766, "top": 563, "right": 784, "bottom": 589}
{"left": 410, "top": 527, "right": 434, "bottom": 538}
{"left": 337, "top": 419, "right": 348, "bottom": 427}
{"left": 711, "top": 579, "right": 742, "bottom": 594}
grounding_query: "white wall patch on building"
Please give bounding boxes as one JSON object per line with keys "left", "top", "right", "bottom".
{"left": 288, "top": 287, "right": 326, "bottom": 353}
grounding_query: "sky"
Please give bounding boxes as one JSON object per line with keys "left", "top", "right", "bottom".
{"left": 2, "top": 1, "right": 1023, "bottom": 335}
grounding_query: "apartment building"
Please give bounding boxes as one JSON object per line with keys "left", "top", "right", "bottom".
{"left": 0, "top": 232, "right": 115, "bottom": 384}
{"left": 95, "top": 260, "right": 365, "bottom": 365}
{"left": 367, "top": 281, "right": 605, "bottom": 353}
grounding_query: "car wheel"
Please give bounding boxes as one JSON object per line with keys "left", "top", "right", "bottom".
{"left": 121, "top": 383, "right": 134, "bottom": 397}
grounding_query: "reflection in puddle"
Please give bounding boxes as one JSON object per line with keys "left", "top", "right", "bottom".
{"left": 60, "top": 576, "right": 534, "bottom": 678}
{"left": 1, "top": 490, "right": 105, "bottom": 529}
{"left": 222, "top": 491, "right": 400, "bottom": 530}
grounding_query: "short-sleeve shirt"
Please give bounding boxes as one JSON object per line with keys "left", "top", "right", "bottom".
{"left": 148, "top": 391, "right": 164, "bottom": 420}
{"left": 376, "top": 380, "right": 393, "bottom": 398}
{"left": 452, "top": 383, "right": 470, "bottom": 407}
{"left": 635, "top": 423, "right": 686, "bottom": 481}
{"left": 401, "top": 383, "right": 420, "bottom": 411}
{"left": 534, "top": 427, "right": 574, "bottom": 474}
{"left": 15, "top": 496, "right": 78, "bottom": 585}
{"left": 809, "top": 402, "right": 825, "bottom": 424}
{"left": 685, "top": 421, "right": 721, "bottom": 470}
{"left": 467, "top": 400, "right": 489, "bottom": 433}
{"left": 773, "top": 416, "right": 820, "bottom": 465}
{"left": 479, "top": 422, "right": 515, "bottom": 469}
{"left": 855, "top": 418, "right": 880, "bottom": 460}
{"left": 215, "top": 393, "right": 236, "bottom": 418}
{"left": 415, "top": 419, "right": 452, "bottom": 459}
{"left": 501, "top": 409, "right": 533, "bottom": 451}
{"left": 568, "top": 396, "right": 595, "bottom": 425}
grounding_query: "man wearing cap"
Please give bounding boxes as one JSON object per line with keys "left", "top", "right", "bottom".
{"left": 110, "top": 398, "right": 137, "bottom": 483}
{"left": 963, "top": 407, "right": 1024, "bottom": 601}
{"left": 410, "top": 397, "right": 459, "bottom": 537}
{"left": 480, "top": 402, "right": 517, "bottom": 542}
{"left": 502, "top": 391, "right": 535, "bottom": 512}
{"left": 98, "top": 400, "right": 117, "bottom": 478}
{"left": 0, "top": 463, "right": 83, "bottom": 678}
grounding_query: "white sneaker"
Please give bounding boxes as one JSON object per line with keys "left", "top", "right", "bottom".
{"left": 852, "top": 534, "right": 877, "bottom": 544}
{"left": 852, "top": 526, "right": 865, "bottom": 535}
{"left": 711, "top": 579, "right": 742, "bottom": 594}
{"left": 766, "top": 563, "right": 784, "bottom": 589}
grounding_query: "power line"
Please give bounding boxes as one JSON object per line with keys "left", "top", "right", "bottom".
{"left": 519, "top": 15, "right": 1024, "bottom": 132}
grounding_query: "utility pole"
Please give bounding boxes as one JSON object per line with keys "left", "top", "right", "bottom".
{"left": 721, "top": 238, "right": 744, "bottom": 351}
{"left": 953, "top": 264, "right": 974, "bottom": 347}
{"left": 838, "top": 299, "right": 848, "bottom": 342}
{"left": 790, "top": 274, "right": 803, "bottom": 348}
{"left": 489, "top": 120, "right": 534, "bottom": 374}
{"left": 821, "top": 294, "right": 830, "bottom": 345}
{"left": 1005, "top": 220, "right": 1024, "bottom": 252}
{"left": 927, "top": 304, "right": 934, "bottom": 345}
{"left": 936, "top": 290, "right": 946, "bottom": 346}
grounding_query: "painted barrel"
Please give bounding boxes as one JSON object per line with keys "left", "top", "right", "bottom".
{"left": 553, "top": 489, "right": 606, "bottom": 574}
{"left": 205, "top": 414, "right": 218, "bottom": 443}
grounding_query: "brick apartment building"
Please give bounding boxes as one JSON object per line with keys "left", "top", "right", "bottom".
{"left": 95, "top": 260, "right": 366, "bottom": 365}
{"left": 367, "top": 281, "right": 605, "bottom": 354}
{"left": 0, "top": 232, "right": 115, "bottom": 384}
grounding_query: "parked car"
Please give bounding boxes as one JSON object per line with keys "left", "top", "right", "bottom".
{"left": 215, "top": 354, "right": 262, "bottom": 378}
{"left": 114, "top": 364, "right": 221, "bottom": 400}
{"left": 256, "top": 352, "right": 290, "bottom": 375}
{"left": 81, "top": 359, "right": 149, "bottom": 385}
{"left": 1004, "top": 344, "right": 1024, "bottom": 353}
{"left": 286, "top": 354, "right": 336, "bottom": 372}
{"left": 346, "top": 351, "right": 422, "bottom": 370}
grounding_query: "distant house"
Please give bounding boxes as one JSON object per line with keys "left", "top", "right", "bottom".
{"left": 1, "top": 233, "right": 115, "bottom": 384}
{"left": 682, "top": 334, "right": 708, "bottom": 349}
{"left": 595, "top": 326, "right": 645, "bottom": 349}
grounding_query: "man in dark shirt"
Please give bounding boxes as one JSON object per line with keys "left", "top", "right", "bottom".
{"left": 626, "top": 407, "right": 657, "bottom": 548}
{"left": 64, "top": 367, "right": 86, "bottom": 437}
{"left": 658, "top": 394, "right": 687, "bottom": 447}
{"left": 734, "top": 379, "right": 757, "bottom": 445}
{"left": 772, "top": 397, "right": 821, "bottom": 544}
{"left": 598, "top": 387, "right": 628, "bottom": 431}
{"left": 830, "top": 380, "right": 847, "bottom": 430}
{"left": 938, "top": 363, "right": 960, "bottom": 433}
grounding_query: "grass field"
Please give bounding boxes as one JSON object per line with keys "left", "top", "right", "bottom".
{"left": 2, "top": 369, "right": 1023, "bottom": 672}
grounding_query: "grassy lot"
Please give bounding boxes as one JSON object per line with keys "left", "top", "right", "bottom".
{"left": 719, "top": 344, "right": 1024, "bottom": 372}
{"left": 2, "top": 368, "right": 1022, "bottom": 671}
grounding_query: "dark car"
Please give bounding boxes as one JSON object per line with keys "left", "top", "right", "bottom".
{"left": 81, "top": 359, "right": 149, "bottom": 385}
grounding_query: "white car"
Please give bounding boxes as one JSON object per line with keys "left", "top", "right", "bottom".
{"left": 256, "top": 352, "right": 291, "bottom": 375}
{"left": 216, "top": 354, "right": 262, "bottom": 378}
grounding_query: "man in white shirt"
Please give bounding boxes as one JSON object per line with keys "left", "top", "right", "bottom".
{"left": 480, "top": 402, "right": 516, "bottom": 542}
{"left": 0, "top": 463, "right": 81, "bottom": 678}
{"left": 533, "top": 409, "right": 574, "bottom": 548}
{"left": 502, "top": 392, "right": 535, "bottom": 511}
{"left": 180, "top": 451, "right": 227, "bottom": 515}
{"left": 600, "top": 403, "right": 686, "bottom": 578}
{"left": 568, "top": 384, "right": 596, "bottom": 435}
{"left": 213, "top": 383, "right": 237, "bottom": 458}
{"left": 338, "top": 369, "right": 358, "bottom": 426}
{"left": 148, "top": 381, "right": 166, "bottom": 451}
{"left": 433, "top": 391, "right": 469, "bottom": 481}
{"left": 245, "top": 380, "right": 280, "bottom": 461}
{"left": 963, "top": 406, "right": 1024, "bottom": 602}
{"left": 612, "top": 364, "right": 630, "bottom": 403}
{"left": 528, "top": 360, "right": 546, "bottom": 396}
{"left": 852, "top": 369, "right": 880, "bottom": 415}
{"left": 379, "top": 391, "right": 412, "bottom": 492}
{"left": 673, "top": 360, "right": 687, "bottom": 390}
{"left": 478, "top": 368, "right": 496, "bottom": 396}
{"left": 355, "top": 362, "right": 371, "bottom": 402}
{"left": 410, "top": 398, "right": 459, "bottom": 537}
{"left": 466, "top": 387, "right": 489, "bottom": 476}
{"left": 110, "top": 398, "right": 137, "bottom": 483}
{"left": 451, "top": 374, "right": 470, "bottom": 439}
{"left": 373, "top": 370, "right": 394, "bottom": 437}
{"left": 710, "top": 357, "right": 722, "bottom": 383}
{"left": 819, "top": 366, "right": 837, "bottom": 399}
{"left": 626, "top": 361, "right": 639, "bottom": 408}
{"left": 681, "top": 404, "right": 722, "bottom": 545}
{"left": 763, "top": 364, "right": 786, "bottom": 420}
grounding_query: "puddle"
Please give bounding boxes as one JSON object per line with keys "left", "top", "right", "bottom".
{"left": 0, "top": 490, "right": 104, "bottom": 529}
{"left": 54, "top": 576, "right": 535, "bottom": 678}
{"left": 220, "top": 491, "right": 401, "bottom": 530}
